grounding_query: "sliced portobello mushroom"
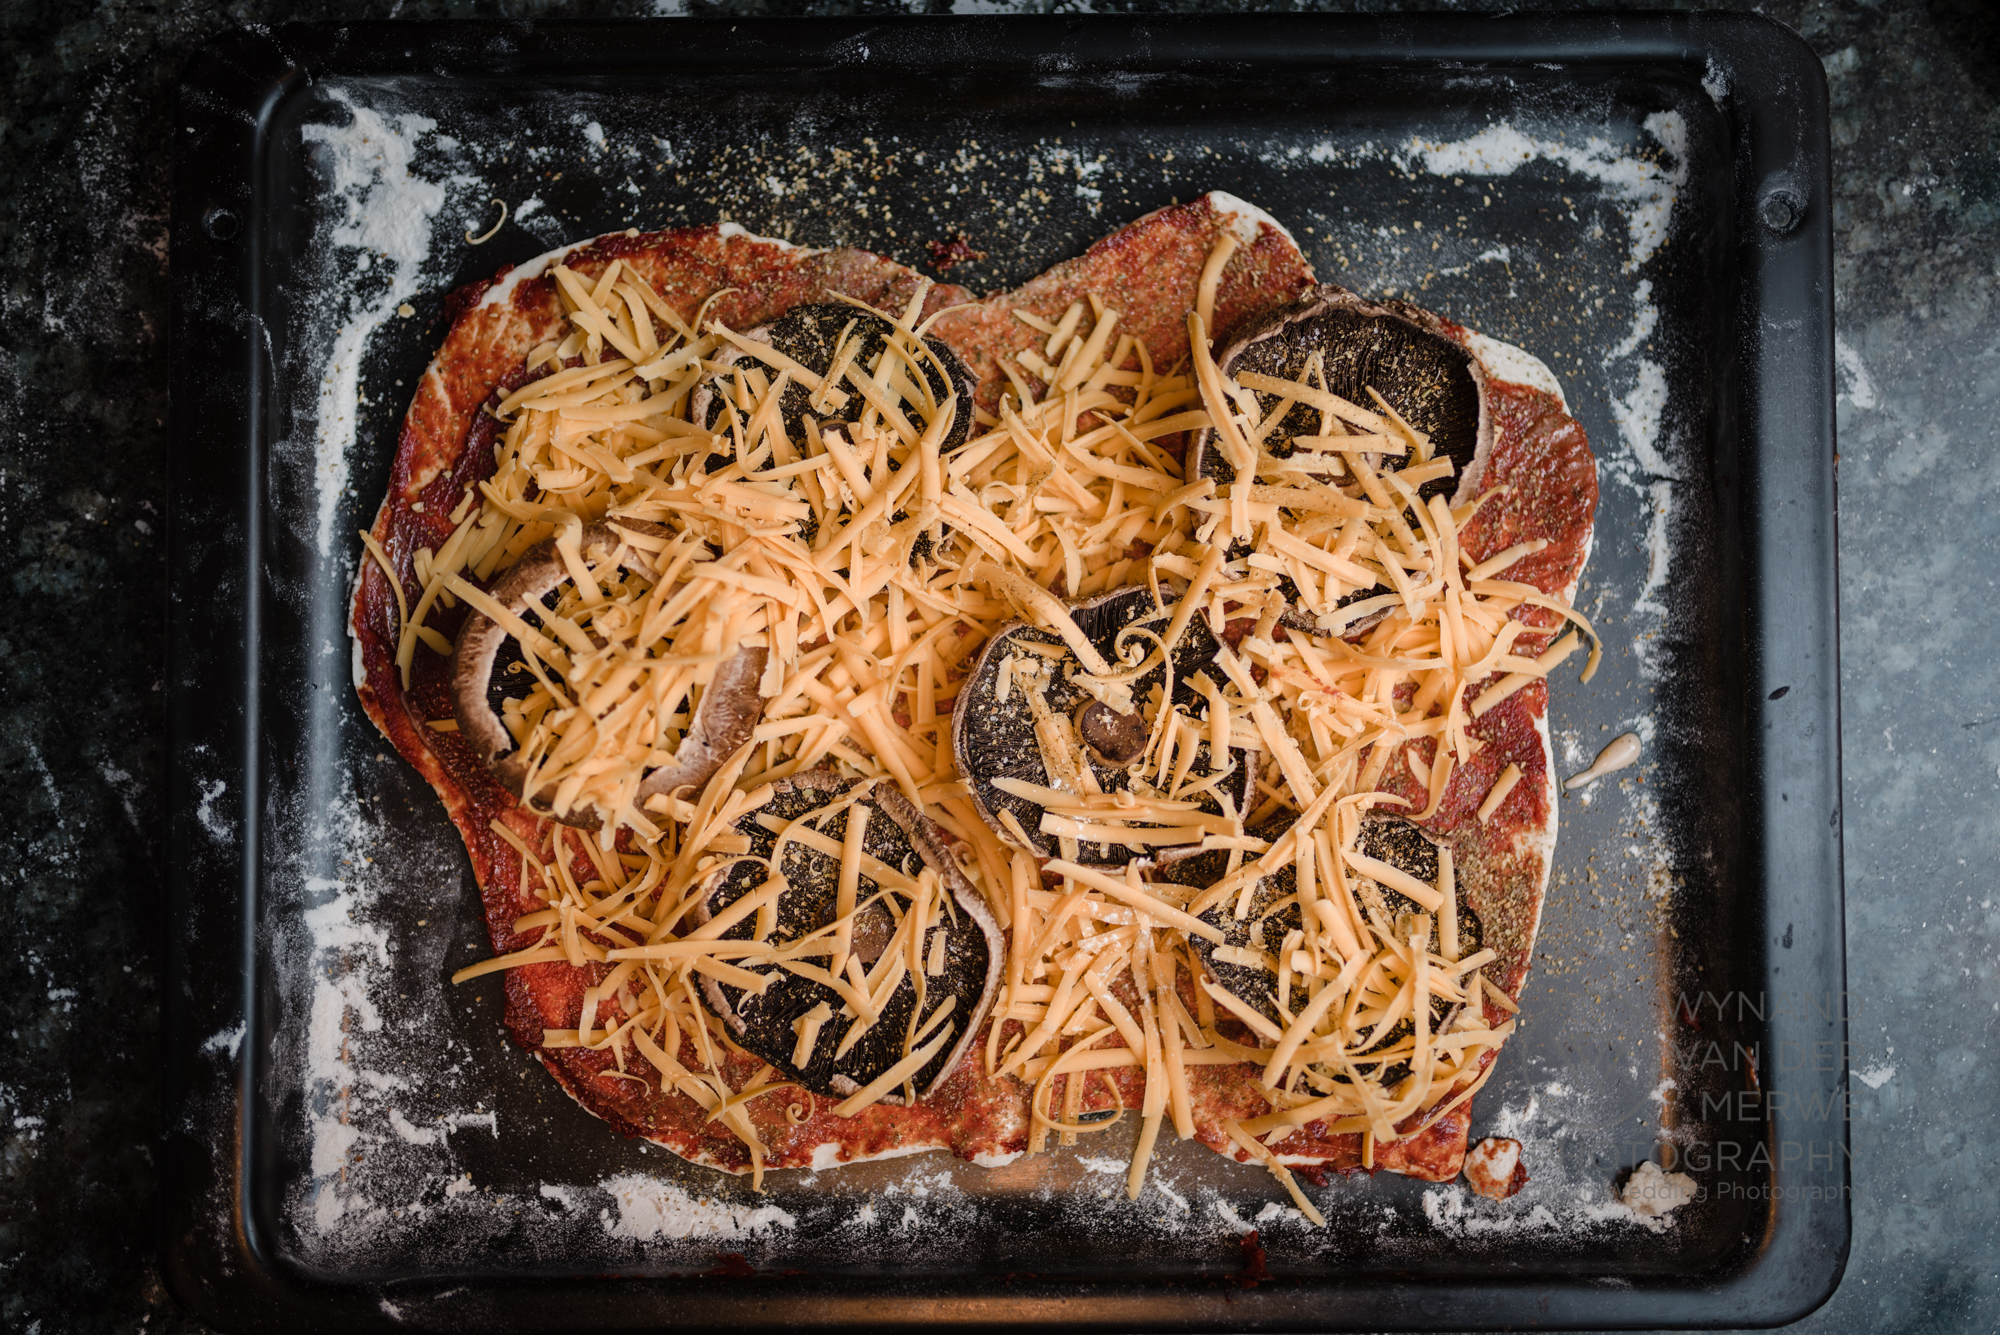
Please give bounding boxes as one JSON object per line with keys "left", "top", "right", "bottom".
{"left": 1162, "top": 818, "right": 1482, "bottom": 1064}
{"left": 695, "top": 301, "right": 977, "bottom": 456}
{"left": 692, "top": 301, "right": 978, "bottom": 552}
{"left": 449, "top": 522, "right": 768, "bottom": 827}
{"left": 1188, "top": 284, "right": 1489, "bottom": 637}
{"left": 689, "top": 770, "right": 1003, "bottom": 1103}
{"left": 954, "top": 585, "right": 1256, "bottom": 869}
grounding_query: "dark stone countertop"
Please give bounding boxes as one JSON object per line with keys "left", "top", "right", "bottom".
{"left": 1, "top": 1, "right": 1994, "bottom": 1330}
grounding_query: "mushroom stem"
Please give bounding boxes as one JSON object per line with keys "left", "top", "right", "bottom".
{"left": 633, "top": 645, "right": 771, "bottom": 809}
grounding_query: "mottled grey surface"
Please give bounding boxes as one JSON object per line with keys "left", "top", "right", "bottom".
{"left": 0, "top": 0, "right": 1992, "bottom": 1330}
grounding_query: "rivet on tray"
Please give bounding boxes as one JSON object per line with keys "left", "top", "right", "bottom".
{"left": 203, "top": 207, "right": 241, "bottom": 241}
{"left": 1758, "top": 190, "right": 1803, "bottom": 235}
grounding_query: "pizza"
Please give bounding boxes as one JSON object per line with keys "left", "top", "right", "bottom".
{"left": 348, "top": 191, "right": 1597, "bottom": 1205}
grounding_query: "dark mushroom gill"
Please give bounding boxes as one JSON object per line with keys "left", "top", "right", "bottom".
{"left": 954, "top": 586, "right": 1256, "bottom": 869}
{"left": 698, "top": 303, "right": 976, "bottom": 463}
{"left": 1199, "top": 290, "right": 1482, "bottom": 501}
{"left": 689, "top": 772, "right": 1001, "bottom": 1102}
{"left": 1167, "top": 819, "right": 1482, "bottom": 1067}
{"left": 1184, "top": 289, "right": 1486, "bottom": 634}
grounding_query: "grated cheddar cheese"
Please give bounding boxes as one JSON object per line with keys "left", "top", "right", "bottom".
{"left": 370, "top": 238, "right": 1592, "bottom": 1200}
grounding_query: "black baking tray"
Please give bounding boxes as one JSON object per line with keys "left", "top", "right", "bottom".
{"left": 165, "top": 13, "right": 1844, "bottom": 1331}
